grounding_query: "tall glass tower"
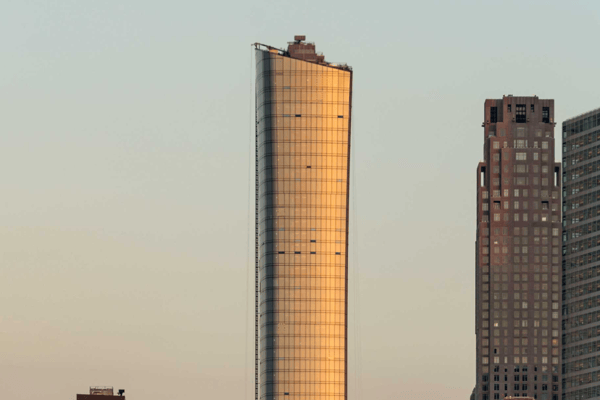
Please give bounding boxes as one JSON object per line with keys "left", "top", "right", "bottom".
{"left": 561, "top": 107, "right": 600, "bottom": 400}
{"left": 474, "top": 96, "right": 562, "bottom": 400}
{"left": 254, "top": 36, "right": 352, "bottom": 400}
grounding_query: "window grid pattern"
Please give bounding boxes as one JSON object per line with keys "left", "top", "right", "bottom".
{"left": 256, "top": 49, "right": 352, "bottom": 400}
{"left": 476, "top": 97, "right": 561, "bottom": 400}
{"left": 563, "top": 112, "right": 600, "bottom": 400}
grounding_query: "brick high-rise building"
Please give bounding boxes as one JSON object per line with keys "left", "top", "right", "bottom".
{"left": 561, "top": 107, "right": 600, "bottom": 400}
{"left": 254, "top": 37, "right": 352, "bottom": 400}
{"left": 474, "top": 96, "right": 562, "bottom": 400}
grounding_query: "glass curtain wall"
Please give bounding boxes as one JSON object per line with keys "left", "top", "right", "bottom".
{"left": 255, "top": 48, "right": 352, "bottom": 400}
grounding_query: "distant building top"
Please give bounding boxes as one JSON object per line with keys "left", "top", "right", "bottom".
{"left": 76, "top": 386, "right": 125, "bottom": 400}
{"left": 90, "top": 387, "right": 114, "bottom": 396}
{"left": 563, "top": 105, "right": 600, "bottom": 124}
{"left": 254, "top": 35, "right": 351, "bottom": 71}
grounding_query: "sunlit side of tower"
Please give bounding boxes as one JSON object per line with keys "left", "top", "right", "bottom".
{"left": 474, "top": 96, "right": 562, "bottom": 400}
{"left": 254, "top": 37, "right": 352, "bottom": 400}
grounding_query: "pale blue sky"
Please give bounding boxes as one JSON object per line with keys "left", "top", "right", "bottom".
{"left": 1, "top": 1, "right": 599, "bottom": 399}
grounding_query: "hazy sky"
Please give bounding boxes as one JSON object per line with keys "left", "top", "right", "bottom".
{"left": 1, "top": 1, "right": 599, "bottom": 399}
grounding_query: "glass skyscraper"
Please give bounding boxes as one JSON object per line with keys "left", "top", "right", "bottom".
{"left": 254, "top": 37, "right": 352, "bottom": 400}
{"left": 474, "top": 96, "right": 562, "bottom": 400}
{"left": 561, "top": 107, "right": 600, "bottom": 400}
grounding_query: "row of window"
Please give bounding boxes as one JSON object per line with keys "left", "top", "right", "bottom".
{"left": 562, "top": 340, "right": 600, "bottom": 360}
{"left": 564, "top": 235, "right": 600, "bottom": 256}
{"left": 486, "top": 374, "right": 557, "bottom": 382}
{"left": 564, "top": 249, "right": 600, "bottom": 271}
{"left": 486, "top": 177, "right": 555, "bottom": 187}
{"left": 564, "top": 264, "right": 600, "bottom": 286}
{"left": 563, "top": 159, "right": 600, "bottom": 182}
{"left": 563, "top": 127, "right": 600, "bottom": 149}
{"left": 564, "top": 385, "right": 600, "bottom": 400}
{"left": 564, "top": 280, "right": 600, "bottom": 301}
{"left": 565, "top": 203, "right": 600, "bottom": 225}
{"left": 483, "top": 301, "right": 559, "bottom": 310}
{"left": 567, "top": 219, "right": 600, "bottom": 240}
{"left": 489, "top": 126, "right": 552, "bottom": 138}
{"left": 484, "top": 319, "right": 559, "bottom": 329}
{"left": 484, "top": 245, "right": 559, "bottom": 256}
{"left": 563, "top": 354, "right": 600, "bottom": 373}
{"left": 563, "top": 308, "right": 600, "bottom": 330}
{"left": 492, "top": 140, "right": 550, "bottom": 149}
{"left": 484, "top": 395, "right": 557, "bottom": 400}
{"left": 563, "top": 113, "right": 600, "bottom": 137}
{"left": 563, "top": 142, "right": 600, "bottom": 167}
{"left": 484, "top": 189, "right": 559, "bottom": 199}
{"left": 490, "top": 105, "right": 550, "bottom": 124}
{"left": 491, "top": 152, "right": 552, "bottom": 162}
{"left": 484, "top": 383, "right": 556, "bottom": 391}
{"left": 483, "top": 237, "right": 559, "bottom": 247}
{"left": 565, "top": 176, "right": 600, "bottom": 195}
{"left": 482, "top": 227, "right": 556, "bottom": 237}
{"left": 482, "top": 338, "right": 558, "bottom": 348}
{"left": 563, "top": 294, "right": 600, "bottom": 316}
{"left": 483, "top": 356, "right": 558, "bottom": 365}
{"left": 485, "top": 213, "right": 559, "bottom": 223}
{"left": 482, "top": 329, "right": 559, "bottom": 339}
{"left": 485, "top": 292, "right": 559, "bottom": 303}
{"left": 564, "top": 188, "right": 600, "bottom": 209}
{"left": 487, "top": 164, "right": 554, "bottom": 175}
{"left": 563, "top": 325, "right": 600, "bottom": 345}
{"left": 482, "top": 283, "right": 560, "bottom": 293}
{"left": 483, "top": 272, "right": 558, "bottom": 282}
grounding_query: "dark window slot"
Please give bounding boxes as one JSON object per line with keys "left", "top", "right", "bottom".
{"left": 295, "top": 114, "right": 301, "bottom": 117}
{"left": 543, "top": 107, "right": 550, "bottom": 123}
{"left": 516, "top": 104, "right": 526, "bottom": 123}
{"left": 490, "top": 107, "right": 498, "bottom": 123}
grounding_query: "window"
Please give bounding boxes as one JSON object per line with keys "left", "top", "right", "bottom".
{"left": 531, "top": 104, "right": 535, "bottom": 112}
{"left": 508, "top": 104, "right": 512, "bottom": 112}
{"left": 542, "top": 141, "right": 548, "bottom": 149}
{"left": 491, "top": 107, "right": 498, "bottom": 123}
{"left": 516, "top": 153, "right": 527, "bottom": 161}
{"left": 543, "top": 107, "right": 550, "bottom": 123}
{"left": 516, "top": 104, "right": 526, "bottom": 123}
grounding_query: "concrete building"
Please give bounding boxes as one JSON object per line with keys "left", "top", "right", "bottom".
{"left": 254, "top": 36, "right": 352, "bottom": 400}
{"left": 561, "top": 107, "right": 600, "bottom": 400}
{"left": 474, "top": 96, "right": 562, "bottom": 400}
